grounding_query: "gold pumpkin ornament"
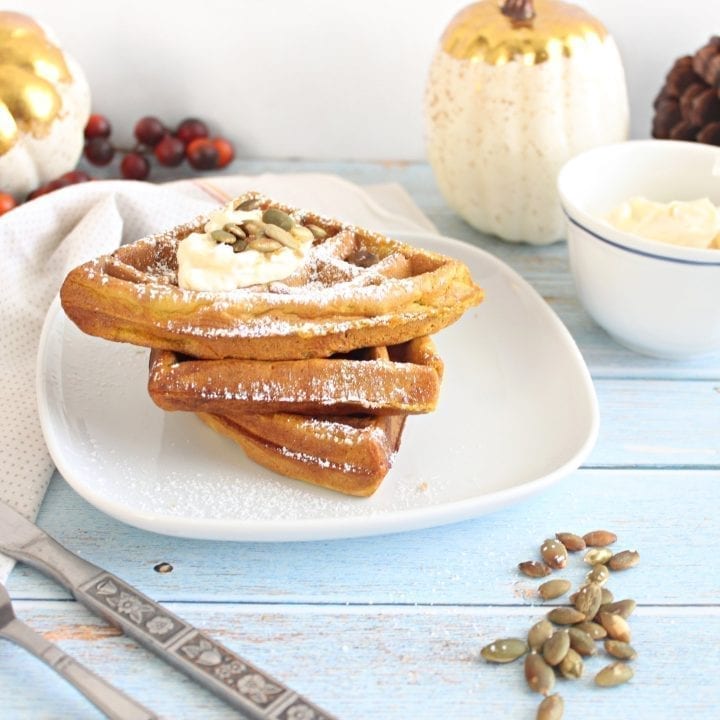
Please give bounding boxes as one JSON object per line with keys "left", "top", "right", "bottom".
{"left": 0, "top": 11, "right": 90, "bottom": 198}
{"left": 425, "top": 0, "right": 629, "bottom": 244}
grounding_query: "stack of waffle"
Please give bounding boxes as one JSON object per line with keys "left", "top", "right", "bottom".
{"left": 60, "top": 192, "right": 483, "bottom": 496}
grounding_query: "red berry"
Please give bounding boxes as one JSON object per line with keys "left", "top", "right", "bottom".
{"left": 175, "top": 118, "right": 209, "bottom": 145}
{"left": 61, "top": 170, "right": 92, "bottom": 184}
{"left": 186, "top": 137, "right": 219, "bottom": 170}
{"left": 121, "top": 152, "right": 151, "bottom": 180}
{"left": 27, "top": 186, "right": 49, "bottom": 201}
{"left": 134, "top": 116, "right": 166, "bottom": 147}
{"left": 153, "top": 134, "right": 185, "bottom": 166}
{"left": 84, "top": 113, "right": 112, "bottom": 139}
{"left": 212, "top": 137, "right": 234, "bottom": 168}
{"left": 0, "top": 192, "right": 17, "bottom": 215}
{"left": 84, "top": 137, "right": 115, "bottom": 166}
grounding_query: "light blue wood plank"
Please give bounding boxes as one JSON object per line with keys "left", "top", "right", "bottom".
{"left": 8, "top": 469, "right": 720, "bottom": 606}
{"left": 0, "top": 601, "right": 717, "bottom": 719}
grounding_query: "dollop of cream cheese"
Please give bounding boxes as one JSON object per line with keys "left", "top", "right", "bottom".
{"left": 177, "top": 204, "right": 313, "bottom": 290}
{"left": 607, "top": 196, "right": 720, "bottom": 250}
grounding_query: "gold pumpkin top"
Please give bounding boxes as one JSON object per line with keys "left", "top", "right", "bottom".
{"left": 0, "top": 11, "right": 72, "bottom": 155}
{"left": 441, "top": 0, "right": 608, "bottom": 66}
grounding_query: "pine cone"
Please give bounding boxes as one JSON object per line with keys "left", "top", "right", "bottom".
{"left": 652, "top": 37, "right": 720, "bottom": 145}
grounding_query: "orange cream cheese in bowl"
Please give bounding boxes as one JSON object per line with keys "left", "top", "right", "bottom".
{"left": 607, "top": 197, "right": 720, "bottom": 250}
{"left": 177, "top": 202, "right": 314, "bottom": 291}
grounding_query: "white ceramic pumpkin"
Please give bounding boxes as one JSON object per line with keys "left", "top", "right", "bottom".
{"left": 0, "top": 11, "right": 91, "bottom": 198}
{"left": 425, "top": 0, "right": 629, "bottom": 245}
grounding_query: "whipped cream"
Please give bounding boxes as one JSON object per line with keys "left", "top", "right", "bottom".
{"left": 177, "top": 204, "right": 313, "bottom": 290}
{"left": 607, "top": 196, "right": 720, "bottom": 250}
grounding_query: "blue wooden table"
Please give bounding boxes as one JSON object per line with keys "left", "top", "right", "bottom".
{"left": 3, "top": 160, "right": 719, "bottom": 719}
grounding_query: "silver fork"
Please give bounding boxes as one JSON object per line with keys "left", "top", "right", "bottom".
{"left": 0, "top": 581, "right": 157, "bottom": 719}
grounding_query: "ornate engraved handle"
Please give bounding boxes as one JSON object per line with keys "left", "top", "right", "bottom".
{"left": 77, "top": 572, "right": 338, "bottom": 720}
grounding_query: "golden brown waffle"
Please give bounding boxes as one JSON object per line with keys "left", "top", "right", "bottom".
{"left": 197, "top": 411, "right": 406, "bottom": 497}
{"left": 60, "top": 191, "right": 483, "bottom": 360}
{"left": 147, "top": 336, "right": 444, "bottom": 416}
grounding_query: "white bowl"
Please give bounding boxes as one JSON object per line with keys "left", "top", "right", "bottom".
{"left": 557, "top": 139, "right": 720, "bottom": 359}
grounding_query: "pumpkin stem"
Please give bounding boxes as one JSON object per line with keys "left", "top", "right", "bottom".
{"left": 501, "top": 0, "right": 535, "bottom": 22}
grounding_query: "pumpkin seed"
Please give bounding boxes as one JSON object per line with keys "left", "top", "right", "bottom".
{"left": 241, "top": 219, "right": 266, "bottom": 236}
{"left": 539, "top": 579, "right": 572, "bottom": 600}
{"left": 541, "top": 539, "right": 568, "bottom": 569}
{"left": 264, "top": 222, "right": 301, "bottom": 249}
{"left": 595, "top": 661, "right": 634, "bottom": 687}
{"left": 262, "top": 207, "right": 294, "bottom": 231}
{"left": 232, "top": 238, "right": 248, "bottom": 253}
{"left": 558, "top": 647, "right": 584, "bottom": 679}
{"left": 583, "top": 530, "right": 617, "bottom": 547}
{"left": 604, "top": 640, "right": 637, "bottom": 660}
{"left": 536, "top": 693, "right": 564, "bottom": 720}
{"left": 306, "top": 223, "right": 328, "bottom": 239}
{"left": 599, "top": 598, "right": 636, "bottom": 619}
{"left": 518, "top": 561, "right": 552, "bottom": 578}
{"left": 575, "top": 621, "right": 607, "bottom": 640}
{"left": 598, "top": 612, "right": 631, "bottom": 642}
{"left": 525, "top": 652, "right": 555, "bottom": 695}
{"left": 480, "top": 637, "right": 528, "bottom": 663}
{"left": 543, "top": 629, "right": 570, "bottom": 666}
{"left": 555, "top": 532, "right": 585, "bottom": 552}
{"left": 547, "top": 607, "right": 585, "bottom": 625}
{"left": 234, "top": 197, "right": 261, "bottom": 211}
{"left": 584, "top": 548, "right": 613, "bottom": 565}
{"left": 223, "top": 222, "right": 247, "bottom": 239}
{"left": 290, "top": 224, "right": 315, "bottom": 243}
{"left": 608, "top": 549, "right": 640, "bottom": 571}
{"left": 585, "top": 564, "right": 610, "bottom": 586}
{"left": 573, "top": 582, "right": 602, "bottom": 619}
{"left": 247, "top": 237, "right": 283, "bottom": 253}
{"left": 528, "top": 619, "right": 554, "bottom": 651}
{"left": 210, "top": 229, "right": 236, "bottom": 244}
{"left": 568, "top": 627, "right": 597, "bottom": 656}
{"left": 601, "top": 587, "right": 614, "bottom": 604}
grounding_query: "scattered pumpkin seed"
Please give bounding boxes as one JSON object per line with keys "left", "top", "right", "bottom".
{"left": 573, "top": 582, "right": 602, "bottom": 619}
{"left": 575, "top": 621, "right": 607, "bottom": 640}
{"left": 480, "top": 637, "right": 528, "bottom": 663}
{"left": 601, "top": 587, "right": 614, "bottom": 604}
{"left": 595, "top": 661, "right": 634, "bottom": 687}
{"left": 525, "top": 652, "right": 555, "bottom": 696}
{"left": 539, "top": 579, "right": 572, "bottom": 601}
{"left": 547, "top": 607, "right": 586, "bottom": 625}
{"left": 608, "top": 550, "right": 640, "bottom": 571}
{"left": 210, "top": 229, "right": 236, "bottom": 244}
{"left": 262, "top": 207, "right": 294, "bottom": 231}
{"left": 555, "top": 532, "right": 585, "bottom": 552}
{"left": 241, "top": 219, "right": 266, "bottom": 236}
{"left": 223, "top": 222, "right": 247, "bottom": 239}
{"left": 585, "top": 564, "right": 610, "bottom": 586}
{"left": 247, "top": 237, "right": 283, "bottom": 253}
{"left": 541, "top": 539, "right": 568, "bottom": 569}
{"left": 528, "top": 619, "right": 554, "bottom": 652}
{"left": 306, "top": 223, "right": 328, "bottom": 239}
{"left": 537, "top": 693, "right": 564, "bottom": 720}
{"left": 543, "top": 629, "right": 570, "bottom": 666}
{"left": 558, "top": 647, "right": 584, "bottom": 679}
{"left": 604, "top": 640, "right": 637, "bottom": 660}
{"left": 568, "top": 627, "right": 597, "bottom": 656}
{"left": 519, "top": 560, "right": 552, "bottom": 578}
{"left": 264, "top": 222, "right": 301, "bottom": 249}
{"left": 231, "top": 238, "right": 248, "bottom": 253}
{"left": 599, "top": 598, "right": 636, "bottom": 619}
{"left": 583, "top": 530, "right": 617, "bottom": 547}
{"left": 234, "top": 197, "right": 261, "bottom": 211}
{"left": 584, "top": 548, "right": 613, "bottom": 565}
{"left": 290, "top": 224, "right": 315, "bottom": 243}
{"left": 598, "top": 612, "right": 631, "bottom": 643}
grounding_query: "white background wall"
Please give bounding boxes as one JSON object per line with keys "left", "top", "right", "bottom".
{"left": 15, "top": 0, "right": 720, "bottom": 160}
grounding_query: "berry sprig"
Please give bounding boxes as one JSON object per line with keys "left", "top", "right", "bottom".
{"left": 84, "top": 114, "right": 235, "bottom": 178}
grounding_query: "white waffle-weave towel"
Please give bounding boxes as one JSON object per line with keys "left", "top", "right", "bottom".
{"left": 0, "top": 173, "right": 436, "bottom": 581}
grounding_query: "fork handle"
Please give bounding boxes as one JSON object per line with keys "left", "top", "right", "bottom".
{"left": 1, "top": 617, "right": 157, "bottom": 720}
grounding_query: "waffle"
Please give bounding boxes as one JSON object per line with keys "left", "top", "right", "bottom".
{"left": 60, "top": 191, "right": 483, "bottom": 360}
{"left": 147, "top": 336, "right": 444, "bottom": 416}
{"left": 197, "top": 411, "right": 406, "bottom": 497}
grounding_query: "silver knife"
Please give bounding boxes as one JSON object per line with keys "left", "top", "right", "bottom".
{"left": 0, "top": 500, "right": 338, "bottom": 720}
